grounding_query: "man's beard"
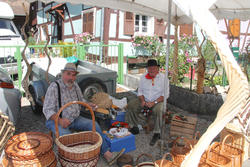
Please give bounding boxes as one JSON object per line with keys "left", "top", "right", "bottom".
{"left": 65, "top": 80, "right": 74, "bottom": 88}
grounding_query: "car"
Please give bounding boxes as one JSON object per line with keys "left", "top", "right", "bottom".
{"left": 0, "top": 65, "right": 21, "bottom": 125}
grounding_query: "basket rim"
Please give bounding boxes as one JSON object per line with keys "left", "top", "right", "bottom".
{"left": 55, "top": 131, "right": 102, "bottom": 154}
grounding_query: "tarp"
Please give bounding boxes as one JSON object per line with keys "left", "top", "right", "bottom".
{"left": 18, "top": 0, "right": 250, "bottom": 166}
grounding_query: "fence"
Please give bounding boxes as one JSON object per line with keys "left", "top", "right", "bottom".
{"left": 0, "top": 43, "right": 124, "bottom": 91}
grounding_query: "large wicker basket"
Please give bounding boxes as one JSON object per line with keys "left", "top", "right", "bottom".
{"left": 55, "top": 101, "right": 102, "bottom": 167}
{"left": 2, "top": 132, "right": 56, "bottom": 167}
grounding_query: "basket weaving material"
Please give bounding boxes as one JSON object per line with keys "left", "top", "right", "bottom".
{"left": 3, "top": 132, "right": 56, "bottom": 167}
{"left": 201, "top": 145, "right": 232, "bottom": 167}
{"left": 0, "top": 111, "right": 15, "bottom": 153}
{"left": 91, "top": 92, "right": 113, "bottom": 109}
{"left": 135, "top": 153, "right": 155, "bottom": 167}
{"left": 211, "top": 134, "right": 243, "bottom": 167}
{"left": 170, "top": 137, "right": 192, "bottom": 165}
{"left": 55, "top": 101, "right": 102, "bottom": 167}
{"left": 154, "top": 153, "right": 179, "bottom": 167}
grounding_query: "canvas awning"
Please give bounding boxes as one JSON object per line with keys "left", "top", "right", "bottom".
{"left": 19, "top": 0, "right": 250, "bottom": 166}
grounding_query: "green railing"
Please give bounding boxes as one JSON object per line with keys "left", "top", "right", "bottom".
{"left": 0, "top": 43, "right": 124, "bottom": 91}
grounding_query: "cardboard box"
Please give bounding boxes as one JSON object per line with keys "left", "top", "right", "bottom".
{"left": 170, "top": 114, "right": 197, "bottom": 139}
{"left": 104, "top": 134, "right": 136, "bottom": 153}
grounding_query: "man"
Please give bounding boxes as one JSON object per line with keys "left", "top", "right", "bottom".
{"left": 43, "top": 63, "right": 124, "bottom": 165}
{"left": 125, "top": 59, "right": 169, "bottom": 146}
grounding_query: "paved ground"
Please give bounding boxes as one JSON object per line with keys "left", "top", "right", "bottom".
{"left": 4, "top": 90, "right": 250, "bottom": 166}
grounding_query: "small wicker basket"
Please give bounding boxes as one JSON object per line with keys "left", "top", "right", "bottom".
{"left": 211, "top": 134, "right": 243, "bottom": 167}
{"left": 135, "top": 153, "right": 155, "bottom": 167}
{"left": 55, "top": 101, "right": 103, "bottom": 167}
{"left": 154, "top": 153, "right": 179, "bottom": 167}
{"left": 201, "top": 145, "right": 232, "bottom": 167}
{"left": 170, "top": 137, "right": 192, "bottom": 165}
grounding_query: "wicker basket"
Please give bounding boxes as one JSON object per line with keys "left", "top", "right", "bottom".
{"left": 135, "top": 153, "right": 155, "bottom": 167}
{"left": 55, "top": 101, "right": 102, "bottom": 167}
{"left": 154, "top": 153, "right": 179, "bottom": 167}
{"left": 211, "top": 134, "right": 243, "bottom": 167}
{"left": 170, "top": 137, "right": 192, "bottom": 165}
{"left": 2, "top": 132, "right": 56, "bottom": 167}
{"left": 0, "top": 111, "right": 15, "bottom": 153}
{"left": 201, "top": 145, "right": 232, "bottom": 167}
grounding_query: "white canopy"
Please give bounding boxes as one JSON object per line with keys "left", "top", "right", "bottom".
{"left": 20, "top": 0, "right": 250, "bottom": 166}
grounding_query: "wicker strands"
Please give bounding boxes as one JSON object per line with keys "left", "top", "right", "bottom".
{"left": 170, "top": 137, "right": 192, "bottom": 165}
{"left": 154, "top": 153, "right": 179, "bottom": 167}
{"left": 2, "top": 132, "right": 56, "bottom": 167}
{"left": 200, "top": 145, "right": 232, "bottom": 167}
{"left": 135, "top": 153, "right": 155, "bottom": 167}
{"left": 0, "top": 111, "right": 15, "bottom": 153}
{"left": 91, "top": 92, "right": 113, "bottom": 109}
{"left": 211, "top": 134, "right": 243, "bottom": 167}
{"left": 55, "top": 101, "right": 102, "bottom": 167}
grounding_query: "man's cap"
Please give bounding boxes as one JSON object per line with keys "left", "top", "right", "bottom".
{"left": 61, "top": 63, "right": 79, "bottom": 74}
{"left": 147, "top": 59, "right": 159, "bottom": 67}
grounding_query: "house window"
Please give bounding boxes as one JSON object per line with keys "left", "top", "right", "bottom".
{"left": 135, "top": 15, "right": 148, "bottom": 33}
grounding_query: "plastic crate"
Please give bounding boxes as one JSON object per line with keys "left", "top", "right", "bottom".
{"left": 104, "top": 134, "right": 136, "bottom": 153}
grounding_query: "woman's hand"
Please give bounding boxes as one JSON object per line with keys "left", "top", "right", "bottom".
{"left": 146, "top": 101, "right": 154, "bottom": 108}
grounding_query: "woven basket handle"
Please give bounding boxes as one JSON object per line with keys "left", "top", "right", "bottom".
{"left": 136, "top": 153, "right": 154, "bottom": 165}
{"left": 159, "top": 152, "right": 175, "bottom": 167}
{"left": 221, "top": 134, "right": 235, "bottom": 152}
{"left": 173, "top": 137, "right": 193, "bottom": 150}
{"left": 55, "top": 101, "right": 96, "bottom": 138}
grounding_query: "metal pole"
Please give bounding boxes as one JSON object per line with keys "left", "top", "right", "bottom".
{"left": 190, "top": 65, "right": 193, "bottom": 90}
{"left": 160, "top": 0, "right": 172, "bottom": 155}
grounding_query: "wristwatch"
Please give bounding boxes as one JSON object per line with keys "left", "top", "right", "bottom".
{"left": 154, "top": 100, "right": 158, "bottom": 104}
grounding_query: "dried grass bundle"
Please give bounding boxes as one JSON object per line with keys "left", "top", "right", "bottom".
{"left": 91, "top": 92, "right": 113, "bottom": 109}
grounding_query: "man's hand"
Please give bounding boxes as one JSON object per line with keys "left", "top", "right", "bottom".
{"left": 59, "top": 118, "right": 71, "bottom": 128}
{"left": 141, "top": 100, "right": 146, "bottom": 108}
{"left": 146, "top": 101, "right": 154, "bottom": 108}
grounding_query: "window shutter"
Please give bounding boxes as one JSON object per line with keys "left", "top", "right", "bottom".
{"left": 124, "top": 12, "right": 134, "bottom": 35}
{"left": 229, "top": 19, "right": 240, "bottom": 38}
{"left": 154, "top": 19, "right": 165, "bottom": 37}
{"left": 180, "top": 23, "right": 193, "bottom": 36}
{"left": 83, "top": 12, "right": 93, "bottom": 34}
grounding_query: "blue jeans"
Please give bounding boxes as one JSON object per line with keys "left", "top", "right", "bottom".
{"left": 46, "top": 116, "right": 109, "bottom": 154}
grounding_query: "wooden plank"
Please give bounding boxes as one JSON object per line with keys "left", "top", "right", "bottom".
{"left": 170, "top": 131, "right": 194, "bottom": 139}
{"left": 171, "top": 121, "right": 196, "bottom": 129}
{"left": 170, "top": 126, "right": 195, "bottom": 135}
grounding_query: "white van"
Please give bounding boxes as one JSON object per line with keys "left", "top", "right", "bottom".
{"left": 0, "top": 2, "right": 26, "bottom": 75}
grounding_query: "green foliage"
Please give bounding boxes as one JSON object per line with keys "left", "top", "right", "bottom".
{"left": 202, "top": 40, "right": 216, "bottom": 63}
{"left": 204, "top": 75, "right": 228, "bottom": 86}
{"left": 132, "top": 35, "right": 164, "bottom": 56}
{"left": 158, "top": 35, "right": 196, "bottom": 83}
{"left": 58, "top": 41, "right": 76, "bottom": 58}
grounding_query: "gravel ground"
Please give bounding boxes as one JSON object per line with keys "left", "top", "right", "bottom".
{"left": 13, "top": 93, "right": 217, "bottom": 167}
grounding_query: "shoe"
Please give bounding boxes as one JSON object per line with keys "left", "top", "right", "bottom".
{"left": 107, "top": 148, "right": 125, "bottom": 166}
{"left": 150, "top": 133, "right": 160, "bottom": 146}
{"left": 129, "top": 126, "right": 139, "bottom": 135}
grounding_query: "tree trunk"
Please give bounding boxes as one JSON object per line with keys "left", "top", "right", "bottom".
{"left": 196, "top": 57, "right": 206, "bottom": 94}
{"left": 172, "top": 25, "right": 179, "bottom": 84}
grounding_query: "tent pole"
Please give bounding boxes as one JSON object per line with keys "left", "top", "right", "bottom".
{"left": 160, "top": 0, "right": 172, "bottom": 155}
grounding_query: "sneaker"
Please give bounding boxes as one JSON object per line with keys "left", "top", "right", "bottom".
{"left": 149, "top": 133, "right": 160, "bottom": 146}
{"left": 129, "top": 126, "right": 139, "bottom": 135}
{"left": 107, "top": 148, "right": 125, "bottom": 166}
